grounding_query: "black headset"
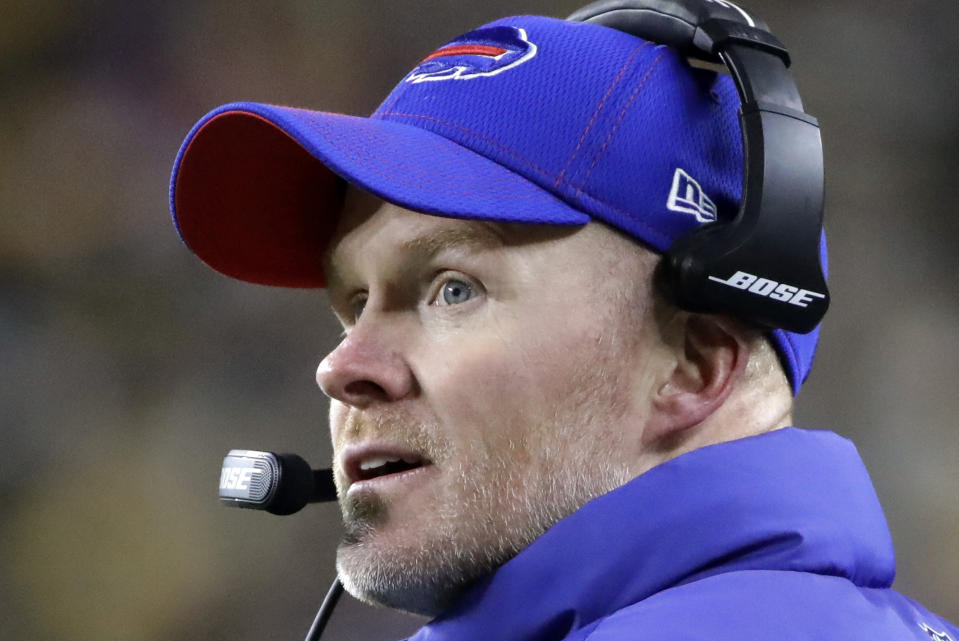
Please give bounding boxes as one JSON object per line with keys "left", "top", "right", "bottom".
{"left": 569, "top": 0, "right": 829, "bottom": 334}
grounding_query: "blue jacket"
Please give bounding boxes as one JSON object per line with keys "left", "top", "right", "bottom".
{"left": 408, "top": 428, "right": 958, "bottom": 641}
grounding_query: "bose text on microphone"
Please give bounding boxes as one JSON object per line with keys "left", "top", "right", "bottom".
{"left": 218, "top": 449, "right": 337, "bottom": 515}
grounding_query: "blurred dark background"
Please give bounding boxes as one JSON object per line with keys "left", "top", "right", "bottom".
{"left": 2, "top": 1, "right": 957, "bottom": 639}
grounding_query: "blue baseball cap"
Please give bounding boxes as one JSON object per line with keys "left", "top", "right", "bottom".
{"left": 170, "top": 15, "right": 824, "bottom": 394}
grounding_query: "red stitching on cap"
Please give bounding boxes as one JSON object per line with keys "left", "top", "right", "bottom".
{"left": 576, "top": 51, "right": 667, "bottom": 192}
{"left": 378, "top": 112, "right": 559, "bottom": 182}
{"left": 296, "top": 117, "right": 560, "bottom": 200}
{"left": 295, "top": 116, "right": 542, "bottom": 188}
{"left": 376, "top": 83, "right": 408, "bottom": 117}
{"left": 553, "top": 42, "right": 649, "bottom": 189}
{"left": 289, "top": 107, "right": 677, "bottom": 243}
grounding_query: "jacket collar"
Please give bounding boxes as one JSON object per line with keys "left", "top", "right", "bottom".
{"left": 409, "top": 428, "right": 895, "bottom": 641}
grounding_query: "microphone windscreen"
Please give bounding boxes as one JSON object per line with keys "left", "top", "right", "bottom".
{"left": 219, "top": 449, "right": 314, "bottom": 515}
{"left": 219, "top": 450, "right": 280, "bottom": 506}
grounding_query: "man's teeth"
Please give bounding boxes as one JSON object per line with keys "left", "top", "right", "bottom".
{"left": 359, "top": 456, "right": 419, "bottom": 471}
{"left": 360, "top": 457, "right": 397, "bottom": 471}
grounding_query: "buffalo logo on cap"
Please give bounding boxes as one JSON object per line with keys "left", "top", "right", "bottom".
{"left": 405, "top": 26, "right": 537, "bottom": 84}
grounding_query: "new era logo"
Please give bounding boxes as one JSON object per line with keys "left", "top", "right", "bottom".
{"left": 667, "top": 168, "right": 717, "bottom": 223}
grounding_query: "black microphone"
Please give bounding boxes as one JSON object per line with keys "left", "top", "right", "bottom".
{"left": 218, "top": 449, "right": 337, "bottom": 515}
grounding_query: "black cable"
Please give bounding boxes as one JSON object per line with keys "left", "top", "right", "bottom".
{"left": 303, "top": 578, "right": 344, "bottom": 641}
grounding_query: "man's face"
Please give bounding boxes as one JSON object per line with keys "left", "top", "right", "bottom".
{"left": 317, "top": 192, "right": 663, "bottom": 616}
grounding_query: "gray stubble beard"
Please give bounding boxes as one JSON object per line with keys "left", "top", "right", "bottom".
{"left": 335, "top": 427, "right": 633, "bottom": 617}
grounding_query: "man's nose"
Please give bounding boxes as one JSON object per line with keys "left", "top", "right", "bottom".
{"left": 316, "top": 321, "right": 414, "bottom": 408}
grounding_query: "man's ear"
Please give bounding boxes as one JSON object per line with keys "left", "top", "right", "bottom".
{"left": 645, "top": 314, "right": 752, "bottom": 442}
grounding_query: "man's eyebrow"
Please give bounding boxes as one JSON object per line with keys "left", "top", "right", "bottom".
{"left": 399, "top": 221, "right": 507, "bottom": 256}
{"left": 324, "top": 220, "right": 506, "bottom": 291}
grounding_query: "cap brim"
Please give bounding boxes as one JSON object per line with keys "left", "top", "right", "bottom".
{"left": 170, "top": 102, "right": 590, "bottom": 287}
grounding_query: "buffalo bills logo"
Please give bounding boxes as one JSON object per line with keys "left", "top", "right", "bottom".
{"left": 405, "top": 26, "right": 537, "bottom": 83}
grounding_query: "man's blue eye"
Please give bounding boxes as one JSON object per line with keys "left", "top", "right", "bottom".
{"left": 440, "top": 279, "right": 472, "bottom": 305}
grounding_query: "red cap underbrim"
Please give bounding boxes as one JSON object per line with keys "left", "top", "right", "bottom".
{"left": 170, "top": 103, "right": 589, "bottom": 288}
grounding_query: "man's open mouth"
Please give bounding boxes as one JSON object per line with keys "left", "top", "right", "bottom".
{"left": 343, "top": 447, "right": 430, "bottom": 485}
{"left": 356, "top": 456, "right": 425, "bottom": 481}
